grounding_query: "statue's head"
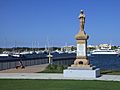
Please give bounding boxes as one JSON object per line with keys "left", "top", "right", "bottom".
{"left": 78, "top": 10, "right": 85, "bottom": 19}
{"left": 80, "top": 10, "right": 84, "bottom": 14}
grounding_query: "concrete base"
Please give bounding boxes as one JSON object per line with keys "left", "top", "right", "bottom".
{"left": 69, "top": 65, "right": 95, "bottom": 70}
{"left": 63, "top": 68, "right": 100, "bottom": 78}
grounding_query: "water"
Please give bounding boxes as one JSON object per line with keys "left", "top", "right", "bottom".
{"left": 89, "top": 54, "right": 120, "bottom": 70}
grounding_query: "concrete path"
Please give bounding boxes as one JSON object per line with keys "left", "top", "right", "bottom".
{"left": 0, "top": 73, "right": 120, "bottom": 81}
{"left": 0, "top": 64, "right": 48, "bottom": 73}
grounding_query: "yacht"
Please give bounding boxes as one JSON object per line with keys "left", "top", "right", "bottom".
{"left": 91, "top": 49, "right": 118, "bottom": 55}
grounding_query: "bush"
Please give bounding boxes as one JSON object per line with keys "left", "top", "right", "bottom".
{"left": 41, "top": 64, "right": 67, "bottom": 73}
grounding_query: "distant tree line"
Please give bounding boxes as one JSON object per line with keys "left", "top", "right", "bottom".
{"left": 111, "top": 46, "right": 119, "bottom": 50}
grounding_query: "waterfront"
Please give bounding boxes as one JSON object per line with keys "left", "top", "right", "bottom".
{"left": 0, "top": 52, "right": 120, "bottom": 71}
{"left": 53, "top": 53, "right": 120, "bottom": 70}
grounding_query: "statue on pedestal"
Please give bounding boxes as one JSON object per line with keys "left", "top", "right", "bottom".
{"left": 71, "top": 10, "right": 91, "bottom": 69}
{"left": 63, "top": 10, "right": 100, "bottom": 78}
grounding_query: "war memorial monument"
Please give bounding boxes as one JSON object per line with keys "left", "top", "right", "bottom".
{"left": 63, "top": 10, "right": 100, "bottom": 78}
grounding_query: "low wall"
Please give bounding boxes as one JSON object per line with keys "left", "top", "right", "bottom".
{"left": 0, "top": 58, "right": 48, "bottom": 70}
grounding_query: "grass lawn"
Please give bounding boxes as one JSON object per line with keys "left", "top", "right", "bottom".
{"left": 0, "top": 79, "right": 120, "bottom": 90}
{"left": 101, "top": 70, "right": 120, "bottom": 75}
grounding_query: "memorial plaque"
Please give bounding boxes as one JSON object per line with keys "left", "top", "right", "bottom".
{"left": 77, "top": 44, "right": 86, "bottom": 56}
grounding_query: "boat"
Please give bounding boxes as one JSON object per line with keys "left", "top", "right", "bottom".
{"left": 91, "top": 49, "right": 118, "bottom": 55}
{"left": 0, "top": 54, "right": 10, "bottom": 57}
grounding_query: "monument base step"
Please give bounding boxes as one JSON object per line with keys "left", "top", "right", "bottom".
{"left": 69, "top": 65, "right": 95, "bottom": 70}
{"left": 63, "top": 68, "right": 100, "bottom": 78}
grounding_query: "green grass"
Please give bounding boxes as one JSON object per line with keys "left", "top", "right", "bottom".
{"left": 101, "top": 70, "right": 120, "bottom": 75}
{"left": 0, "top": 79, "right": 120, "bottom": 90}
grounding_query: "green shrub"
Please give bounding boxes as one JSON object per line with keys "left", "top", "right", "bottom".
{"left": 41, "top": 64, "right": 67, "bottom": 73}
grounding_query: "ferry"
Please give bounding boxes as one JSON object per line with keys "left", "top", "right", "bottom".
{"left": 91, "top": 49, "right": 118, "bottom": 55}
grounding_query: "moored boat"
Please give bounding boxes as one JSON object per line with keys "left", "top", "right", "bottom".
{"left": 91, "top": 49, "right": 118, "bottom": 55}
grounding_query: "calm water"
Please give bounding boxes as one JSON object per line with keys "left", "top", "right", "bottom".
{"left": 89, "top": 54, "right": 120, "bottom": 70}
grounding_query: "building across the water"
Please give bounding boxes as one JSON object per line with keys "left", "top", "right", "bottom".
{"left": 98, "top": 44, "right": 111, "bottom": 50}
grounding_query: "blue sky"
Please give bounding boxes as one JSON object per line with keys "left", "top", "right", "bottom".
{"left": 0, "top": 0, "right": 120, "bottom": 48}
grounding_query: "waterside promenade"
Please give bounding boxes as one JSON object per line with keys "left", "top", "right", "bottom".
{"left": 0, "top": 73, "right": 120, "bottom": 81}
{"left": 0, "top": 64, "right": 48, "bottom": 73}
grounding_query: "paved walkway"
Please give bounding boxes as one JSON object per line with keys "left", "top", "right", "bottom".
{"left": 0, "top": 64, "right": 48, "bottom": 73}
{"left": 0, "top": 73, "right": 120, "bottom": 81}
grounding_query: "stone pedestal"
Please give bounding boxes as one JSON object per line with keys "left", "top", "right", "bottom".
{"left": 63, "top": 68, "right": 100, "bottom": 78}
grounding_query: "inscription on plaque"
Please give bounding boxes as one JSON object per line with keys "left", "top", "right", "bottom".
{"left": 77, "top": 44, "right": 86, "bottom": 56}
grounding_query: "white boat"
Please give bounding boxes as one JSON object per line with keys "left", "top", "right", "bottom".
{"left": 91, "top": 49, "right": 118, "bottom": 55}
{"left": 20, "top": 51, "right": 31, "bottom": 55}
{"left": 12, "top": 54, "right": 20, "bottom": 57}
{"left": 0, "top": 54, "right": 9, "bottom": 57}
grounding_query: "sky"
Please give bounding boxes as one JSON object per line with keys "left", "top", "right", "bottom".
{"left": 0, "top": 0, "right": 120, "bottom": 48}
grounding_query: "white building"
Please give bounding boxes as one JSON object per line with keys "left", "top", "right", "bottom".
{"left": 98, "top": 44, "right": 111, "bottom": 50}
